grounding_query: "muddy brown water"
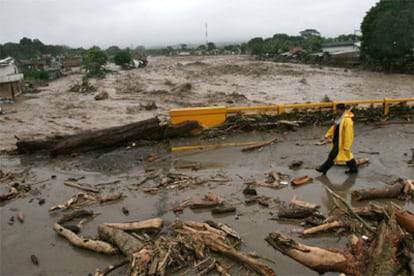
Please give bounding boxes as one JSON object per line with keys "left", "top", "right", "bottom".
{"left": 1, "top": 55, "right": 413, "bottom": 152}
{"left": 1, "top": 123, "right": 413, "bottom": 275}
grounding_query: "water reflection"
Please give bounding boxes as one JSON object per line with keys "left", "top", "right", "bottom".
{"left": 316, "top": 174, "right": 357, "bottom": 210}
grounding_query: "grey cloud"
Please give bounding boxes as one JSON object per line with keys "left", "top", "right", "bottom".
{"left": 0, "top": 0, "right": 378, "bottom": 48}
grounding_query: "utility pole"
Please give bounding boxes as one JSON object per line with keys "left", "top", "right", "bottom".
{"left": 205, "top": 22, "right": 208, "bottom": 50}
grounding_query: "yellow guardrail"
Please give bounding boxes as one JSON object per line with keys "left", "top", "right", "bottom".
{"left": 170, "top": 98, "right": 414, "bottom": 127}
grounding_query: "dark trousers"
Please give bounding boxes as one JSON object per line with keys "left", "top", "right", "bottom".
{"left": 319, "top": 143, "right": 358, "bottom": 173}
{"left": 319, "top": 143, "right": 339, "bottom": 173}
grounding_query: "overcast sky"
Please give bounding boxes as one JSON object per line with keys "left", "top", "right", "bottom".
{"left": 0, "top": 0, "right": 379, "bottom": 48}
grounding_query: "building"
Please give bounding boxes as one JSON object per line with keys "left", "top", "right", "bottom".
{"left": 60, "top": 56, "right": 82, "bottom": 70}
{"left": 0, "top": 57, "right": 24, "bottom": 98}
{"left": 17, "top": 55, "right": 63, "bottom": 80}
{"left": 322, "top": 41, "right": 360, "bottom": 54}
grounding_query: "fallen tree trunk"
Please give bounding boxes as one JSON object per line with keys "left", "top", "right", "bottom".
{"left": 51, "top": 118, "right": 164, "bottom": 155}
{"left": 102, "top": 218, "right": 164, "bottom": 233}
{"left": 98, "top": 224, "right": 144, "bottom": 256}
{"left": 351, "top": 181, "right": 404, "bottom": 201}
{"left": 53, "top": 223, "right": 118, "bottom": 255}
{"left": 15, "top": 134, "right": 70, "bottom": 154}
{"left": 16, "top": 118, "right": 163, "bottom": 154}
{"left": 17, "top": 118, "right": 202, "bottom": 155}
{"left": 265, "top": 231, "right": 365, "bottom": 275}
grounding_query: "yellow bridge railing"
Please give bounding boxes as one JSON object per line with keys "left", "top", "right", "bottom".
{"left": 170, "top": 97, "right": 414, "bottom": 127}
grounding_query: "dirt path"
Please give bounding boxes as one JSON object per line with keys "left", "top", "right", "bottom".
{"left": 0, "top": 55, "right": 413, "bottom": 152}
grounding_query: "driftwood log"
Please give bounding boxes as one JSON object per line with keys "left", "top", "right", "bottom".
{"left": 277, "top": 206, "right": 316, "bottom": 219}
{"left": 98, "top": 224, "right": 144, "bottom": 256}
{"left": 102, "top": 218, "right": 164, "bottom": 233}
{"left": 395, "top": 209, "right": 414, "bottom": 235}
{"left": 99, "top": 192, "right": 123, "bottom": 203}
{"left": 16, "top": 118, "right": 201, "bottom": 154}
{"left": 265, "top": 231, "right": 365, "bottom": 275}
{"left": 53, "top": 223, "right": 119, "bottom": 255}
{"left": 0, "top": 187, "right": 19, "bottom": 202}
{"left": 302, "top": 221, "right": 343, "bottom": 235}
{"left": 290, "top": 195, "right": 320, "bottom": 209}
{"left": 64, "top": 181, "right": 100, "bottom": 193}
{"left": 57, "top": 209, "right": 94, "bottom": 224}
{"left": 95, "top": 259, "right": 129, "bottom": 276}
{"left": 189, "top": 201, "right": 219, "bottom": 209}
{"left": 351, "top": 181, "right": 404, "bottom": 201}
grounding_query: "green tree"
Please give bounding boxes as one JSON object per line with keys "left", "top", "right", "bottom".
{"left": 300, "top": 29, "right": 322, "bottom": 53}
{"left": 361, "top": 0, "right": 414, "bottom": 71}
{"left": 0, "top": 45, "right": 6, "bottom": 59}
{"left": 82, "top": 46, "right": 107, "bottom": 77}
{"left": 197, "top": 44, "right": 207, "bottom": 51}
{"left": 299, "top": 29, "right": 320, "bottom": 40}
{"left": 207, "top": 42, "right": 216, "bottom": 51}
{"left": 247, "top": 37, "right": 264, "bottom": 55}
{"left": 114, "top": 50, "right": 132, "bottom": 66}
{"left": 180, "top": 44, "right": 187, "bottom": 51}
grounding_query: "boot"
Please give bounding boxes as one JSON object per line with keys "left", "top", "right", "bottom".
{"left": 345, "top": 159, "right": 358, "bottom": 174}
{"left": 316, "top": 159, "right": 334, "bottom": 175}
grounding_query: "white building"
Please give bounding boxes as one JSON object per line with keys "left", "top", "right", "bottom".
{"left": 0, "top": 57, "right": 24, "bottom": 98}
{"left": 322, "top": 41, "right": 360, "bottom": 54}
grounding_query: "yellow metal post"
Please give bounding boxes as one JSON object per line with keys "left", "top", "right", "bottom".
{"left": 384, "top": 98, "right": 389, "bottom": 115}
{"left": 170, "top": 106, "right": 227, "bottom": 127}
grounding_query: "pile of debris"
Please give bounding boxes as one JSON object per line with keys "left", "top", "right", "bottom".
{"left": 202, "top": 104, "right": 414, "bottom": 138}
{"left": 69, "top": 77, "right": 97, "bottom": 93}
{"left": 265, "top": 179, "right": 414, "bottom": 275}
{"left": 52, "top": 215, "right": 275, "bottom": 276}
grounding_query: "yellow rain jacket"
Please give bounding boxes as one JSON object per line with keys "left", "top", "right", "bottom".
{"left": 325, "top": 110, "right": 354, "bottom": 162}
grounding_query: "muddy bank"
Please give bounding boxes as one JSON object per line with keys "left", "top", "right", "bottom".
{"left": 1, "top": 122, "right": 413, "bottom": 275}
{"left": 1, "top": 55, "right": 413, "bottom": 152}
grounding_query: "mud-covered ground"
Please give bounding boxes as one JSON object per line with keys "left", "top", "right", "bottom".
{"left": 0, "top": 56, "right": 414, "bottom": 275}
{"left": 1, "top": 122, "right": 414, "bottom": 275}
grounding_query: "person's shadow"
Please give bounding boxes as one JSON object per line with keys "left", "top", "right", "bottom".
{"left": 316, "top": 174, "right": 357, "bottom": 209}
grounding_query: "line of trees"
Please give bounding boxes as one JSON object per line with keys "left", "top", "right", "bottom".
{"left": 1, "top": 0, "right": 412, "bottom": 73}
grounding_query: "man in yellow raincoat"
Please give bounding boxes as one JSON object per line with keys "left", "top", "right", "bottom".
{"left": 316, "top": 103, "right": 358, "bottom": 174}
